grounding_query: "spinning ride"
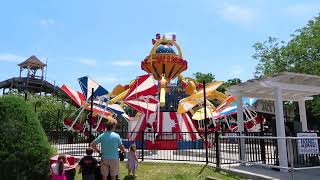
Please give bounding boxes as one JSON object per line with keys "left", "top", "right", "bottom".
{"left": 61, "top": 33, "right": 263, "bottom": 149}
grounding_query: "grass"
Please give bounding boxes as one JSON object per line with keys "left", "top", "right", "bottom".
{"left": 75, "top": 162, "right": 243, "bottom": 180}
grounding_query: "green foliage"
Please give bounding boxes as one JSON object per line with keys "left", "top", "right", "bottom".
{"left": 253, "top": 15, "right": 320, "bottom": 78}
{"left": 0, "top": 95, "right": 54, "bottom": 180}
{"left": 252, "top": 15, "right": 320, "bottom": 129}
{"left": 193, "top": 72, "right": 215, "bottom": 83}
{"left": 218, "top": 78, "right": 242, "bottom": 93}
{"left": 28, "top": 95, "right": 73, "bottom": 133}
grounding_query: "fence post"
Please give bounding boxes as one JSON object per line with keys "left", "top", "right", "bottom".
{"left": 141, "top": 131, "right": 144, "bottom": 161}
{"left": 287, "top": 138, "right": 294, "bottom": 179}
{"left": 203, "top": 81, "right": 209, "bottom": 164}
{"left": 260, "top": 123, "right": 266, "bottom": 163}
{"left": 215, "top": 131, "right": 220, "bottom": 169}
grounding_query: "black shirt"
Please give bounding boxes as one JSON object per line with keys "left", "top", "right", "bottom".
{"left": 79, "top": 155, "right": 98, "bottom": 176}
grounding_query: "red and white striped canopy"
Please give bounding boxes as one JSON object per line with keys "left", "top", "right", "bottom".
{"left": 61, "top": 84, "right": 85, "bottom": 106}
{"left": 124, "top": 96, "right": 158, "bottom": 114}
{"left": 61, "top": 84, "right": 112, "bottom": 118}
{"left": 124, "top": 74, "right": 158, "bottom": 114}
{"left": 129, "top": 112, "right": 199, "bottom": 141}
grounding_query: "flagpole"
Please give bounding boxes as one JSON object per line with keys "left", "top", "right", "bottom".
{"left": 89, "top": 88, "right": 94, "bottom": 146}
{"left": 157, "top": 95, "right": 160, "bottom": 135}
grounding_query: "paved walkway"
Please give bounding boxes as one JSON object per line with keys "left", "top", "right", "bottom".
{"left": 222, "top": 164, "right": 320, "bottom": 180}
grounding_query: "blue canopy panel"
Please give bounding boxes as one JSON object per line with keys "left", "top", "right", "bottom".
{"left": 93, "top": 102, "right": 125, "bottom": 117}
{"left": 220, "top": 98, "right": 257, "bottom": 116}
{"left": 78, "top": 76, "right": 109, "bottom": 100}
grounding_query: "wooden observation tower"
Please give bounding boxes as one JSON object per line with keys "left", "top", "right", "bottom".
{"left": 0, "top": 55, "right": 65, "bottom": 96}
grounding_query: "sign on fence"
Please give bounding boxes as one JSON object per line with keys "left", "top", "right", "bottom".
{"left": 297, "top": 133, "right": 319, "bottom": 155}
{"left": 224, "top": 133, "right": 238, "bottom": 143}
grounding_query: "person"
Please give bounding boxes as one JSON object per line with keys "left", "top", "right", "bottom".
{"left": 127, "top": 144, "right": 138, "bottom": 178}
{"left": 78, "top": 147, "right": 98, "bottom": 180}
{"left": 51, "top": 154, "right": 71, "bottom": 180}
{"left": 90, "top": 118, "right": 126, "bottom": 180}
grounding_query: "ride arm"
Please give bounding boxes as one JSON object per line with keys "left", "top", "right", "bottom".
{"left": 207, "top": 90, "right": 228, "bottom": 102}
{"left": 109, "top": 89, "right": 129, "bottom": 105}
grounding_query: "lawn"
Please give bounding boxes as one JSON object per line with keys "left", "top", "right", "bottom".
{"left": 75, "top": 162, "right": 243, "bottom": 180}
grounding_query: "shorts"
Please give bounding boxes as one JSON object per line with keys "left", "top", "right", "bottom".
{"left": 100, "top": 159, "right": 119, "bottom": 177}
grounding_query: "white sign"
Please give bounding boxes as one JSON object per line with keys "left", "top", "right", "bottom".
{"left": 297, "top": 133, "right": 319, "bottom": 155}
{"left": 224, "top": 133, "right": 238, "bottom": 137}
{"left": 224, "top": 133, "right": 238, "bottom": 143}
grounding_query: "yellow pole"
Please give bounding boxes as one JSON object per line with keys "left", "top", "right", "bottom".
{"left": 160, "top": 87, "right": 166, "bottom": 107}
{"left": 109, "top": 89, "right": 129, "bottom": 104}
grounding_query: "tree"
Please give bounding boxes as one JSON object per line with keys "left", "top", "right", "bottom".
{"left": 218, "top": 78, "right": 242, "bottom": 93}
{"left": 252, "top": 15, "right": 320, "bottom": 129}
{"left": 253, "top": 15, "right": 320, "bottom": 78}
{"left": 0, "top": 95, "right": 53, "bottom": 179}
{"left": 193, "top": 72, "right": 215, "bottom": 83}
{"left": 28, "top": 95, "right": 72, "bottom": 133}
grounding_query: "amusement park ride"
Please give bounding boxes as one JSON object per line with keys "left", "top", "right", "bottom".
{"left": 61, "top": 33, "right": 263, "bottom": 149}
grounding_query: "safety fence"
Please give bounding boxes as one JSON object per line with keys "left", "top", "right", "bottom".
{"left": 219, "top": 135, "right": 320, "bottom": 170}
{"left": 48, "top": 131, "right": 320, "bottom": 169}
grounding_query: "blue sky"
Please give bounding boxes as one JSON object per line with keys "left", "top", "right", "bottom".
{"left": 0, "top": 0, "right": 319, "bottom": 91}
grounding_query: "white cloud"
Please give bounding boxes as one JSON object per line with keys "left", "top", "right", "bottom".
{"left": 108, "top": 60, "right": 136, "bottom": 67}
{"left": 229, "top": 65, "right": 244, "bottom": 78}
{"left": 0, "top": 53, "right": 25, "bottom": 62}
{"left": 219, "top": 4, "right": 256, "bottom": 25}
{"left": 79, "top": 58, "right": 97, "bottom": 66}
{"left": 286, "top": 3, "right": 320, "bottom": 19}
{"left": 94, "top": 76, "right": 119, "bottom": 84}
{"left": 40, "top": 18, "right": 55, "bottom": 25}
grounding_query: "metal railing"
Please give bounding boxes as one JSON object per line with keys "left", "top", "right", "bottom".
{"left": 48, "top": 130, "right": 320, "bottom": 171}
{"left": 218, "top": 135, "right": 320, "bottom": 171}
{"left": 49, "top": 131, "right": 213, "bottom": 163}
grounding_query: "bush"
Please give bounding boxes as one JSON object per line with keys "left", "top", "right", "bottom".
{"left": 0, "top": 95, "right": 54, "bottom": 180}
{"left": 28, "top": 95, "right": 70, "bottom": 134}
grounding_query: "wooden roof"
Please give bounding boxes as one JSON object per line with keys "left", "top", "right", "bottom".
{"left": 18, "top": 55, "right": 46, "bottom": 69}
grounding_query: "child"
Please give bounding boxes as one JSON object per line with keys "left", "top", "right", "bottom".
{"left": 78, "top": 147, "right": 98, "bottom": 180}
{"left": 127, "top": 144, "right": 138, "bottom": 178}
{"left": 51, "top": 154, "right": 71, "bottom": 180}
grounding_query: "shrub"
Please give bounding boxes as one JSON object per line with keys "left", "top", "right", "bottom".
{"left": 28, "top": 95, "right": 70, "bottom": 133}
{"left": 0, "top": 95, "right": 54, "bottom": 180}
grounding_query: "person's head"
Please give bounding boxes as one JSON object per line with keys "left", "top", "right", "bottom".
{"left": 129, "top": 144, "right": 136, "bottom": 152}
{"left": 57, "top": 154, "right": 67, "bottom": 175}
{"left": 106, "top": 117, "right": 117, "bottom": 131}
{"left": 86, "top": 147, "right": 94, "bottom": 156}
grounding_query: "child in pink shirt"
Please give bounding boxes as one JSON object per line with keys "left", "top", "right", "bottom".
{"left": 50, "top": 155, "right": 71, "bottom": 180}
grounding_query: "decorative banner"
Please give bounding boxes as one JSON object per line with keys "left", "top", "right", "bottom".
{"left": 297, "top": 133, "right": 319, "bottom": 155}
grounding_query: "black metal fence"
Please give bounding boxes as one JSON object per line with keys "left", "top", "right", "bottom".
{"left": 288, "top": 137, "right": 320, "bottom": 168}
{"left": 48, "top": 130, "right": 320, "bottom": 169}
{"left": 219, "top": 134, "right": 320, "bottom": 169}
